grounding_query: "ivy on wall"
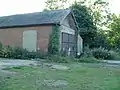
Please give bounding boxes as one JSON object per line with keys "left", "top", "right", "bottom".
{"left": 48, "top": 25, "right": 60, "bottom": 55}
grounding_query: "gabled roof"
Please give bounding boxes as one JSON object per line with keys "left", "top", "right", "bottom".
{"left": 0, "top": 9, "right": 71, "bottom": 28}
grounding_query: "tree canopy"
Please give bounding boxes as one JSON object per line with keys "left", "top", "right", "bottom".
{"left": 45, "top": 0, "right": 68, "bottom": 10}
{"left": 45, "top": 0, "right": 115, "bottom": 49}
{"left": 108, "top": 14, "right": 120, "bottom": 49}
{"left": 71, "top": 2, "right": 97, "bottom": 47}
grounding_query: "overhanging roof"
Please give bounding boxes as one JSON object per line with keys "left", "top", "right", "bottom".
{"left": 0, "top": 9, "right": 71, "bottom": 28}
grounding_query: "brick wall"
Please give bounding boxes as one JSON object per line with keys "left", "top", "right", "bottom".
{"left": 0, "top": 25, "right": 53, "bottom": 52}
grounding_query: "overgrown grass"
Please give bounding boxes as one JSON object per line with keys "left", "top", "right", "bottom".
{"left": 77, "top": 56, "right": 101, "bottom": 63}
{"left": 1, "top": 65, "right": 120, "bottom": 90}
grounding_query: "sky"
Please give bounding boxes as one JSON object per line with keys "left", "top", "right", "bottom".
{"left": 0, "top": 0, "right": 119, "bottom": 16}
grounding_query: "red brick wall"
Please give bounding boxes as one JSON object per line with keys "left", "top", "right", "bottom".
{"left": 0, "top": 25, "right": 53, "bottom": 52}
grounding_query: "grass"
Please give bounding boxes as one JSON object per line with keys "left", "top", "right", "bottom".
{"left": 1, "top": 64, "right": 120, "bottom": 90}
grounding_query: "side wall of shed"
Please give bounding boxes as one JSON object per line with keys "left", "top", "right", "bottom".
{"left": 60, "top": 14, "right": 83, "bottom": 56}
{"left": 0, "top": 25, "right": 53, "bottom": 52}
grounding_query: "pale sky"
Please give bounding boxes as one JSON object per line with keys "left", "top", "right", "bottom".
{"left": 0, "top": 0, "right": 119, "bottom": 16}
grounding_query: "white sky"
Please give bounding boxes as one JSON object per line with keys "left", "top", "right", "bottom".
{"left": 0, "top": 0, "right": 119, "bottom": 16}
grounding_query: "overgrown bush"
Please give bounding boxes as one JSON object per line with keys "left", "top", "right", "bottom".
{"left": 109, "top": 50, "right": 120, "bottom": 60}
{"left": 80, "top": 47, "right": 120, "bottom": 61}
{"left": 91, "top": 47, "right": 120, "bottom": 60}
{"left": 0, "top": 42, "right": 4, "bottom": 57}
{"left": 0, "top": 46, "right": 29, "bottom": 59}
{"left": 48, "top": 26, "right": 60, "bottom": 55}
{"left": 91, "top": 47, "right": 111, "bottom": 60}
{"left": 47, "top": 55, "right": 74, "bottom": 63}
{"left": 11, "top": 47, "right": 29, "bottom": 59}
{"left": 2, "top": 45, "right": 14, "bottom": 58}
{"left": 26, "top": 51, "right": 48, "bottom": 59}
{"left": 0, "top": 42, "right": 3, "bottom": 49}
{"left": 82, "top": 47, "right": 92, "bottom": 57}
{"left": 77, "top": 56, "right": 100, "bottom": 63}
{"left": 0, "top": 44, "right": 48, "bottom": 60}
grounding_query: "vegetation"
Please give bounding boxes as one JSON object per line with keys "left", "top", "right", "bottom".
{"left": 0, "top": 43, "right": 47, "bottom": 60}
{"left": 71, "top": 2, "right": 97, "bottom": 47}
{"left": 107, "top": 14, "right": 120, "bottom": 49}
{"left": 81, "top": 47, "right": 120, "bottom": 60}
{"left": 44, "top": 0, "right": 120, "bottom": 61}
{"left": 1, "top": 0, "right": 120, "bottom": 90}
{"left": 78, "top": 56, "right": 101, "bottom": 63}
{"left": 45, "top": 0, "right": 68, "bottom": 10}
{"left": 0, "top": 0, "right": 120, "bottom": 62}
{"left": 1, "top": 65, "right": 120, "bottom": 90}
{"left": 48, "top": 25, "right": 60, "bottom": 55}
{"left": 91, "top": 47, "right": 119, "bottom": 60}
{"left": 46, "top": 55, "right": 75, "bottom": 63}
{"left": 45, "top": 0, "right": 111, "bottom": 48}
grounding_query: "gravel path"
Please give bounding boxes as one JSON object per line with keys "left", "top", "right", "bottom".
{"left": 0, "top": 58, "right": 38, "bottom": 69}
{"left": 103, "top": 60, "right": 120, "bottom": 64}
{"left": 0, "top": 58, "right": 120, "bottom": 70}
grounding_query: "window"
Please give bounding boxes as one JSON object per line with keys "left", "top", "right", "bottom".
{"left": 62, "top": 32, "right": 76, "bottom": 56}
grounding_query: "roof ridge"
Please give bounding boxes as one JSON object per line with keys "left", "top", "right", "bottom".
{"left": 0, "top": 9, "right": 71, "bottom": 18}
{"left": 0, "top": 9, "right": 71, "bottom": 28}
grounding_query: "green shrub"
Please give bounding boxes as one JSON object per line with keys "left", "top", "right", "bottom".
{"left": 2, "top": 45, "right": 13, "bottom": 58}
{"left": 0, "top": 45, "right": 12, "bottom": 58}
{"left": 25, "top": 51, "right": 48, "bottom": 59}
{"left": 10, "top": 47, "right": 29, "bottom": 59}
{"left": 0, "top": 42, "right": 3, "bottom": 50}
{"left": 91, "top": 47, "right": 111, "bottom": 60}
{"left": 0, "top": 42, "right": 4, "bottom": 57}
{"left": 0, "top": 44, "right": 49, "bottom": 60}
{"left": 47, "top": 55, "right": 74, "bottom": 63}
{"left": 91, "top": 47, "right": 120, "bottom": 60}
{"left": 0, "top": 49, "right": 4, "bottom": 58}
{"left": 109, "top": 50, "right": 120, "bottom": 60}
{"left": 78, "top": 56, "right": 100, "bottom": 63}
{"left": 48, "top": 26, "right": 60, "bottom": 55}
{"left": 82, "top": 47, "right": 92, "bottom": 57}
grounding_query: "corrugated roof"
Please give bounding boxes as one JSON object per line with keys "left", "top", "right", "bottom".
{"left": 0, "top": 9, "right": 71, "bottom": 28}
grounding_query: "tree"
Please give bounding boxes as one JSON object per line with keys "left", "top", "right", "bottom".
{"left": 92, "top": 30, "right": 111, "bottom": 49}
{"left": 71, "top": 0, "right": 111, "bottom": 48}
{"left": 45, "top": 0, "right": 111, "bottom": 48}
{"left": 71, "top": 2, "right": 97, "bottom": 47}
{"left": 108, "top": 14, "right": 120, "bottom": 49}
{"left": 45, "top": 0, "right": 68, "bottom": 10}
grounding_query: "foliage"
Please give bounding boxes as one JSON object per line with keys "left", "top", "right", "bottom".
{"left": 71, "top": 3, "right": 97, "bottom": 47}
{"left": 80, "top": 47, "right": 120, "bottom": 60}
{"left": 45, "top": 0, "right": 68, "bottom": 10}
{"left": 0, "top": 42, "right": 3, "bottom": 49}
{"left": 89, "top": 0, "right": 111, "bottom": 28}
{"left": 78, "top": 56, "right": 100, "bottom": 63}
{"left": 45, "top": 0, "right": 112, "bottom": 49}
{"left": 0, "top": 43, "right": 48, "bottom": 60}
{"left": 82, "top": 46, "right": 93, "bottom": 57}
{"left": 0, "top": 46, "right": 29, "bottom": 59}
{"left": 47, "top": 55, "right": 74, "bottom": 63}
{"left": 77, "top": 47, "right": 100, "bottom": 63}
{"left": 108, "top": 50, "right": 120, "bottom": 60}
{"left": 91, "top": 47, "right": 120, "bottom": 60}
{"left": 0, "top": 42, "right": 3, "bottom": 57}
{"left": 8, "top": 47, "right": 29, "bottom": 59}
{"left": 71, "top": 0, "right": 110, "bottom": 48}
{"left": 25, "top": 51, "right": 48, "bottom": 59}
{"left": 91, "top": 31, "right": 111, "bottom": 49}
{"left": 44, "top": 0, "right": 112, "bottom": 49}
{"left": 108, "top": 14, "right": 120, "bottom": 49}
{"left": 48, "top": 25, "right": 60, "bottom": 55}
{"left": 91, "top": 47, "right": 111, "bottom": 60}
